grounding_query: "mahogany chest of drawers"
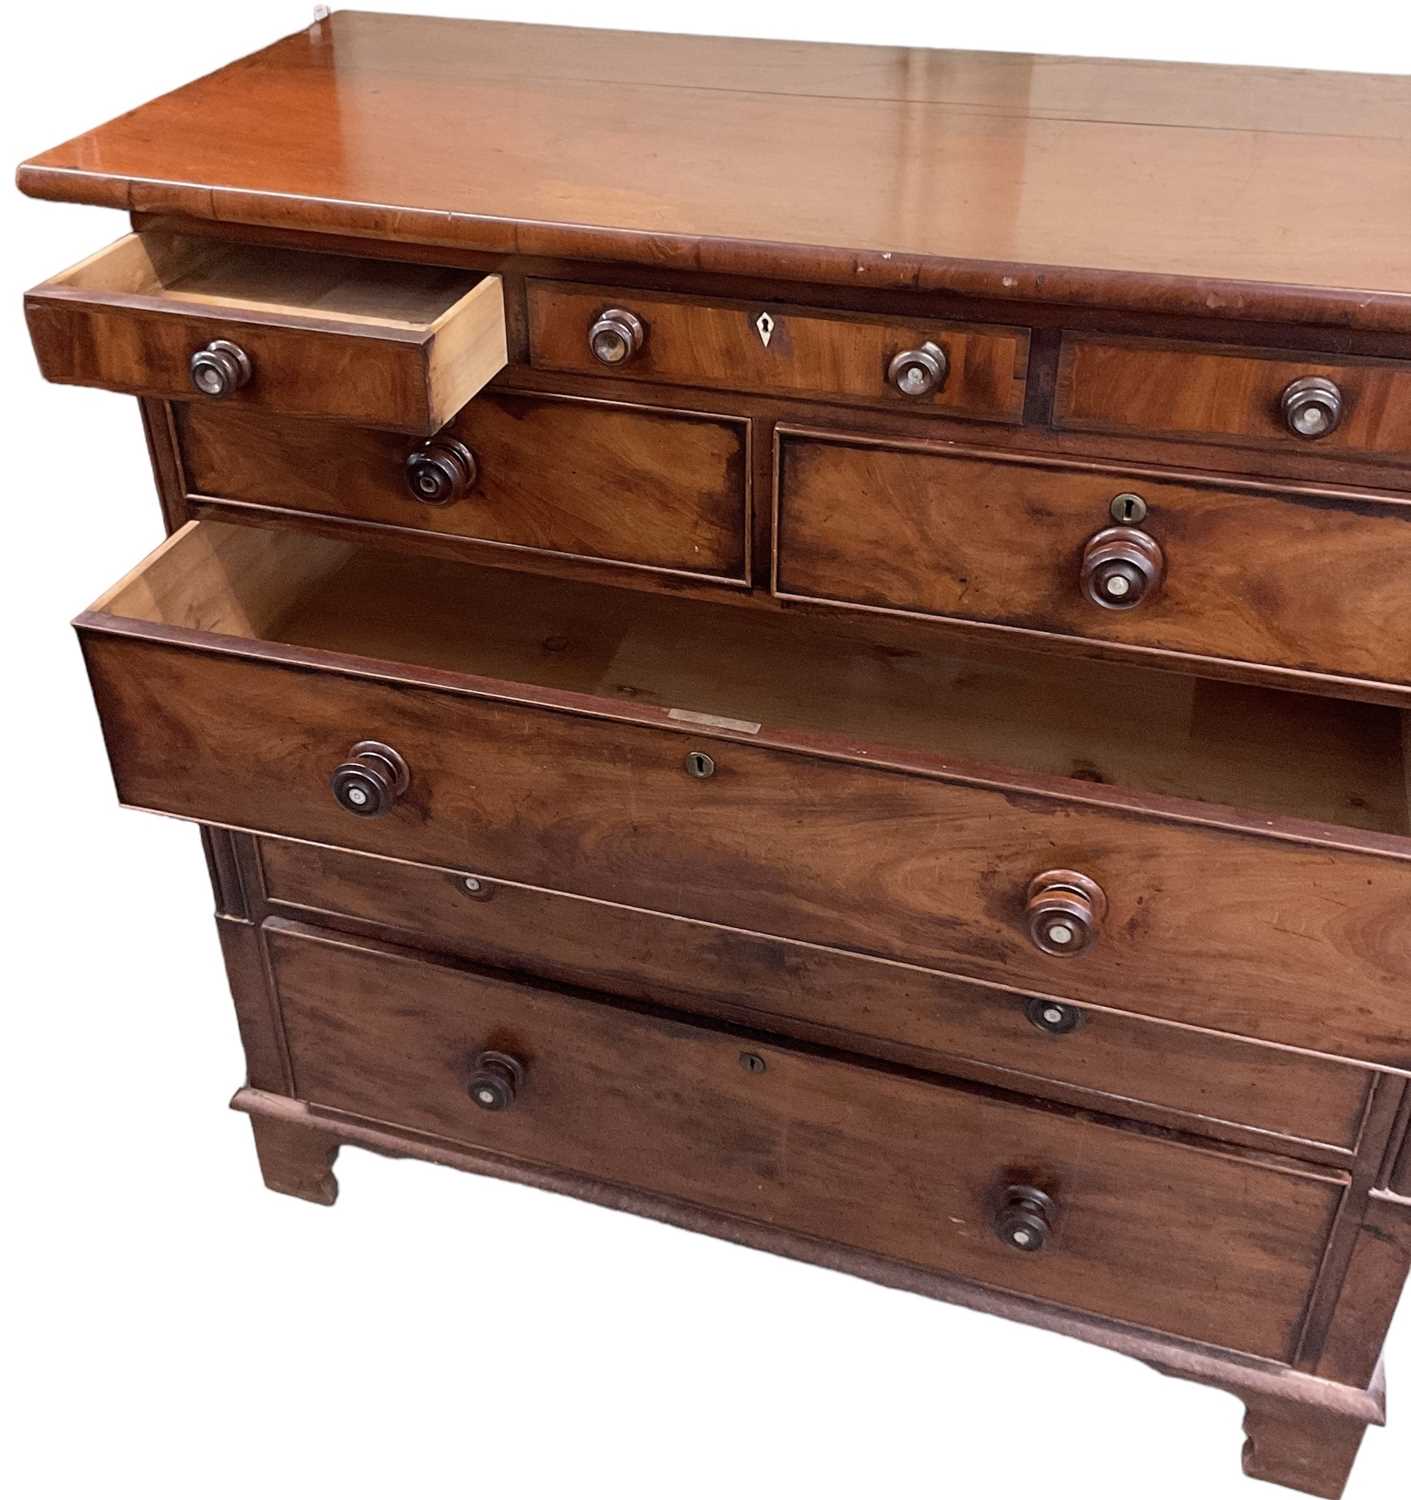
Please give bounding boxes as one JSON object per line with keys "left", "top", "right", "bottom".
{"left": 18, "top": 14, "right": 1411, "bottom": 1496}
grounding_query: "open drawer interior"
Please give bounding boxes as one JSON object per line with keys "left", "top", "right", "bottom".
{"left": 89, "top": 520, "right": 1411, "bottom": 841}
{"left": 46, "top": 233, "right": 491, "bottom": 323}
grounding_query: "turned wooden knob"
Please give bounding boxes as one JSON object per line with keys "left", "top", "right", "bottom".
{"left": 1025, "top": 870, "right": 1107, "bottom": 956}
{"left": 887, "top": 341, "right": 948, "bottom": 397}
{"left": 330, "top": 740, "right": 409, "bottom": 817}
{"left": 589, "top": 307, "right": 645, "bottom": 366}
{"left": 995, "top": 1185, "right": 1056, "bottom": 1252}
{"left": 1080, "top": 526, "right": 1164, "bottom": 610}
{"left": 468, "top": 1051, "right": 525, "bottom": 1111}
{"left": 405, "top": 437, "right": 477, "bottom": 504}
{"left": 1281, "top": 375, "right": 1343, "bottom": 439}
{"left": 189, "top": 339, "right": 252, "bottom": 398}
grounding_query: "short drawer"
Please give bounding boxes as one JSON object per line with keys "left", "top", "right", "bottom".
{"left": 1055, "top": 334, "right": 1411, "bottom": 463}
{"left": 25, "top": 232, "right": 506, "bottom": 433}
{"left": 77, "top": 521, "right": 1411, "bottom": 1069}
{"left": 527, "top": 281, "right": 1029, "bottom": 422}
{"left": 175, "top": 393, "right": 750, "bottom": 582}
{"left": 268, "top": 919, "right": 1345, "bottom": 1363}
{"left": 774, "top": 431, "right": 1411, "bottom": 692}
{"left": 258, "top": 838, "right": 1375, "bottom": 1156}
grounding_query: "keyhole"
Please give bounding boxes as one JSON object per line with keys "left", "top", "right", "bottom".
{"left": 685, "top": 750, "right": 716, "bottom": 779}
{"left": 1109, "top": 491, "right": 1148, "bottom": 526}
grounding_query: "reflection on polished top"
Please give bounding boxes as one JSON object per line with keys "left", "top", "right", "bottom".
{"left": 16, "top": 11, "right": 1411, "bottom": 327}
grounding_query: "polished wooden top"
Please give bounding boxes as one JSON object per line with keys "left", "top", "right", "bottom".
{"left": 17, "top": 12, "right": 1411, "bottom": 331}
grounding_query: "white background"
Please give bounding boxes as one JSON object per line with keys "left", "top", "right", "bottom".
{"left": 3, "top": 4, "right": 1408, "bottom": 1496}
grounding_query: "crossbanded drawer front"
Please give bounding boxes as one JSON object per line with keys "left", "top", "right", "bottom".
{"left": 267, "top": 920, "right": 1345, "bottom": 1364}
{"left": 175, "top": 394, "right": 751, "bottom": 582}
{"left": 774, "top": 431, "right": 1411, "bottom": 693}
{"left": 79, "top": 622, "right": 1411, "bottom": 1069}
{"left": 258, "top": 837, "right": 1375, "bottom": 1156}
{"left": 526, "top": 280, "right": 1030, "bottom": 422}
{"left": 1054, "top": 334, "right": 1411, "bottom": 464}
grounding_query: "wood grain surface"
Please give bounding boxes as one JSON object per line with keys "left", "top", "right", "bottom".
{"left": 268, "top": 919, "right": 1346, "bottom": 1363}
{"left": 17, "top": 14, "right": 1411, "bottom": 332}
{"left": 257, "top": 836, "right": 1374, "bottom": 1155}
{"left": 526, "top": 281, "right": 1029, "bottom": 420}
{"left": 175, "top": 395, "right": 750, "bottom": 581}
{"left": 84, "top": 521, "right": 1411, "bottom": 838}
{"left": 1056, "top": 335, "right": 1411, "bottom": 462}
{"left": 76, "top": 621, "right": 1411, "bottom": 1066}
{"left": 25, "top": 232, "right": 505, "bottom": 433}
{"left": 775, "top": 431, "right": 1411, "bottom": 689}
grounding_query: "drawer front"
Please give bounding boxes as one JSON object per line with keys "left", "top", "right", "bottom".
{"left": 259, "top": 838, "right": 1374, "bottom": 1154}
{"left": 26, "top": 232, "right": 507, "bottom": 434}
{"left": 1055, "top": 335, "right": 1411, "bottom": 463}
{"left": 268, "top": 920, "right": 1344, "bottom": 1363}
{"left": 527, "top": 281, "right": 1029, "bottom": 422}
{"left": 80, "top": 632, "right": 1411, "bottom": 1067}
{"left": 175, "top": 394, "right": 750, "bottom": 581}
{"left": 775, "top": 432, "right": 1411, "bottom": 688}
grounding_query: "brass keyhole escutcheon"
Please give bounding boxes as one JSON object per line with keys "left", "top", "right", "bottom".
{"left": 1109, "top": 491, "right": 1148, "bottom": 526}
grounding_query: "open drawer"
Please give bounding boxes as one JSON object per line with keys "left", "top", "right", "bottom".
{"left": 25, "top": 232, "right": 506, "bottom": 433}
{"left": 77, "top": 520, "right": 1411, "bottom": 1067}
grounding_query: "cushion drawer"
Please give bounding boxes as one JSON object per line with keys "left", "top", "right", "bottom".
{"left": 76, "top": 522, "right": 1411, "bottom": 1070}
{"left": 774, "top": 431, "right": 1411, "bottom": 692}
{"left": 25, "top": 232, "right": 506, "bottom": 434}
{"left": 267, "top": 919, "right": 1345, "bottom": 1364}
{"left": 1055, "top": 334, "right": 1411, "bottom": 464}
{"left": 527, "top": 281, "right": 1030, "bottom": 422}
{"left": 258, "top": 838, "right": 1375, "bottom": 1156}
{"left": 175, "top": 395, "right": 750, "bottom": 582}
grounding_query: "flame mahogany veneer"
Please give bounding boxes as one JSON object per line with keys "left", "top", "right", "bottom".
{"left": 19, "top": 14, "right": 1411, "bottom": 1497}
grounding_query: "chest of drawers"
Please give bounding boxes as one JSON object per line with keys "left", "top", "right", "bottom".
{"left": 19, "top": 15, "right": 1411, "bottom": 1497}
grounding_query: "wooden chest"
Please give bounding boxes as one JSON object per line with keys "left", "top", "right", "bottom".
{"left": 19, "top": 15, "right": 1411, "bottom": 1497}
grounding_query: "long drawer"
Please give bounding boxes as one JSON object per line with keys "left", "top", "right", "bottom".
{"left": 78, "top": 521, "right": 1411, "bottom": 1068}
{"left": 175, "top": 393, "right": 751, "bottom": 583}
{"left": 266, "top": 919, "right": 1346, "bottom": 1364}
{"left": 258, "top": 837, "right": 1375, "bottom": 1155}
{"left": 774, "top": 429, "right": 1411, "bottom": 694}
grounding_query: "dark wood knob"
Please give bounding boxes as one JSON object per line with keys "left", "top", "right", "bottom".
{"left": 887, "top": 341, "right": 948, "bottom": 397}
{"left": 330, "top": 740, "right": 409, "bottom": 817}
{"left": 468, "top": 1051, "right": 525, "bottom": 1111}
{"left": 995, "top": 1185, "right": 1056, "bottom": 1252}
{"left": 1080, "top": 526, "right": 1164, "bottom": 610}
{"left": 589, "top": 307, "right": 645, "bottom": 365}
{"left": 1281, "top": 375, "right": 1343, "bottom": 439}
{"left": 189, "top": 339, "right": 252, "bottom": 398}
{"left": 405, "top": 437, "right": 477, "bottom": 504}
{"left": 1025, "top": 870, "right": 1107, "bottom": 956}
